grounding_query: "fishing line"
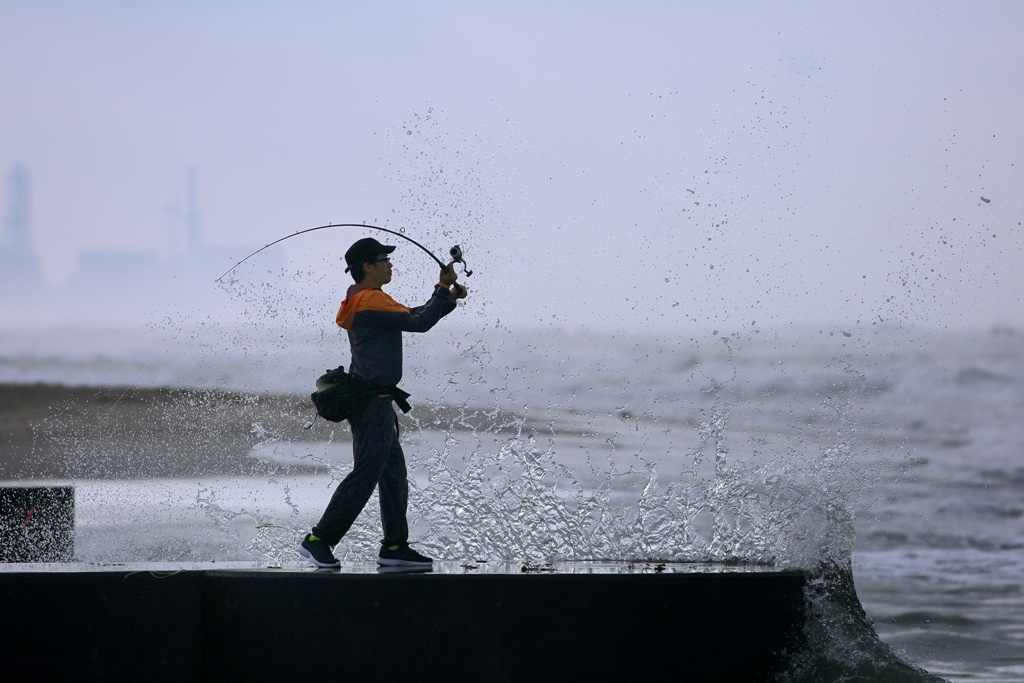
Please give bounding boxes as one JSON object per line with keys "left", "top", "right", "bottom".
{"left": 215, "top": 223, "right": 473, "bottom": 283}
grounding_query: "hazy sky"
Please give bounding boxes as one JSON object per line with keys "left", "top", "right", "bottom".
{"left": 2, "top": 0, "right": 1022, "bottom": 332}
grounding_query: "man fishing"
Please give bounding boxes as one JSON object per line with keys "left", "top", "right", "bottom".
{"left": 298, "top": 236, "right": 468, "bottom": 568}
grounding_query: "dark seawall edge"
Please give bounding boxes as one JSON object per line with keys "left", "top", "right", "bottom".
{"left": 0, "top": 566, "right": 806, "bottom": 683}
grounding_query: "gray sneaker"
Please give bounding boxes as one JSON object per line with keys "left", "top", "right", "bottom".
{"left": 377, "top": 543, "right": 433, "bottom": 566}
{"left": 298, "top": 535, "right": 341, "bottom": 569}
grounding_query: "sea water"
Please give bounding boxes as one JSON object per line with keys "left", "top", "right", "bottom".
{"left": 1, "top": 323, "right": 1022, "bottom": 682}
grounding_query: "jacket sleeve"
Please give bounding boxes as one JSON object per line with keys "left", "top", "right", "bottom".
{"left": 358, "top": 286, "right": 456, "bottom": 333}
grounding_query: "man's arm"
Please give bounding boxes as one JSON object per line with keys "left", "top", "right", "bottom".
{"left": 354, "top": 264, "right": 467, "bottom": 332}
{"left": 361, "top": 287, "right": 457, "bottom": 333}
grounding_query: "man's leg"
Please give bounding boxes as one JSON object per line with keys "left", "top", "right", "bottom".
{"left": 373, "top": 406, "right": 432, "bottom": 565}
{"left": 377, "top": 408, "right": 409, "bottom": 547}
{"left": 311, "top": 397, "right": 397, "bottom": 545}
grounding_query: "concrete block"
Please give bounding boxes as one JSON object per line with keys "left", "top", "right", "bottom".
{"left": 0, "top": 486, "right": 74, "bottom": 562}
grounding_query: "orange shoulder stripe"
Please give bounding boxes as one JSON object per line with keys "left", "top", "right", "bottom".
{"left": 336, "top": 289, "right": 410, "bottom": 329}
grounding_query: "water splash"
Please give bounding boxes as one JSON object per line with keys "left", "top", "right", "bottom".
{"left": 781, "top": 561, "right": 948, "bottom": 683}
{"left": 221, "top": 347, "right": 869, "bottom": 571}
{"left": 28, "top": 322, "right": 877, "bottom": 576}
{"left": 397, "top": 395, "right": 859, "bottom": 567}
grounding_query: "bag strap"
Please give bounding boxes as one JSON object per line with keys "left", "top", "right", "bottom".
{"left": 346, "top": 372, "right": 413, "bottom": 414}
{"left": 387, "top": 387, "right": 412, "bottom": 413}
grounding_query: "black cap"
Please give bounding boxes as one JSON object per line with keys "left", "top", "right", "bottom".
{"left": 344, "top": 237, "right": 396, "bottom": 272}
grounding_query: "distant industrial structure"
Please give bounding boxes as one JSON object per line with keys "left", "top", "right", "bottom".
{"left": 0, "top": 165, "right": 45, "bottom": 296}
{"left": 186, "top": 168, "right": 201, "bottom": 256}
{"left": 3, "top": 166, "right": 274, "bottom": 325}
{"left": 68, "top": 169, "right": 260, "bottom": 301}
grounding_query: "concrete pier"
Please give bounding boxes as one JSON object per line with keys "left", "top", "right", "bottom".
{"left": 0, "top": 563, "right": 805, "bottom": 682}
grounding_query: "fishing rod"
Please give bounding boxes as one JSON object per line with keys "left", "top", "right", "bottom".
{"left": 215, "top": 222, "right": 473, "bottom": 283}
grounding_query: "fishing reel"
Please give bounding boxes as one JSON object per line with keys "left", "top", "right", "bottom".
{"left": 449, "top": 245, "right": 473, "bottom": 276}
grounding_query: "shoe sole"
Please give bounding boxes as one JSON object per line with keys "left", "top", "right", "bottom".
{"left": 297, "top": 543, "right": 341, "bottom": 569}
{"left": 376, "top": 557, "right": 433, "bottom": 567}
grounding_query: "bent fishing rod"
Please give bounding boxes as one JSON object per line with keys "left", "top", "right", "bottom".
{"left": 215, "top": 223, "right": 473, "bottom": 283}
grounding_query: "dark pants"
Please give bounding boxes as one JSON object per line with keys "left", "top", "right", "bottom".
{"left": 312, "top": 397, "right": 409, "bottom": 547}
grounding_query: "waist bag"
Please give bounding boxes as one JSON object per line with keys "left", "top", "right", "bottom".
{"left": 310, "top": 366, "right": 412, "bottom": 423}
